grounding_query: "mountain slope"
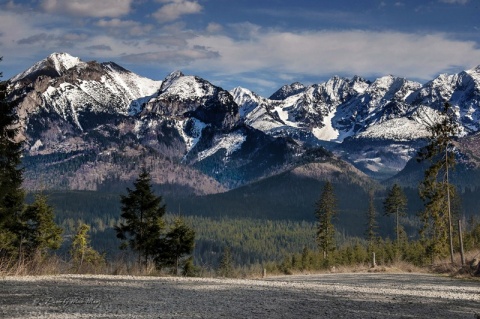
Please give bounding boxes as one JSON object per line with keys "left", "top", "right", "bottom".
{"left": 9, "top": 53, "right": 347, "bottom": 194}
{"left": 233, "top": 66, "right": 480, "bottom": 178}
{"left": 166, "top": 157, "right": 378, "bottom": 239}
{"left": 8, "top": 54, "right": 226, "bottom": 194}
{"left": 8, "top": 52, "right": 480, "bottom": 198}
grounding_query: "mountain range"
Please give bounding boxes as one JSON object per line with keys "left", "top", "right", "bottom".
{"left": 5, "top": 52, "right": 480, "bottom": 201}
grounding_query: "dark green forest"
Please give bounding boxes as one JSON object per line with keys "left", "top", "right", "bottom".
{"left": 24, "top": 178, "right": 480, "bottom": 270}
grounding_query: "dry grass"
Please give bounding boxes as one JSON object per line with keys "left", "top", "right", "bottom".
{"left": 257, "top": 260, "right": 427, "bottom": 279}
{"left": 108, "top": 259, "right": 161, "bottom": 276}
{"left": 428, "top": 249, "right": 480, "bottom": 278}
{"left": 0, "top": 255, "right": 164, "bottom": 277}
{"left": 0, "top": 255, "right": 67, "bottom": 276}
{"left": 2, "top": 249, "right": 480, "bottom": 279}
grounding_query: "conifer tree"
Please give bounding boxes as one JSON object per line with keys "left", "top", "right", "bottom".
{"left": 417, "top": 102, "right": 458, "bottom": 263}
{"left": 116, "top": 168, "right": 166, "bottom": 267}
{"left": 384, "top": 184, "right": 407, "bottom": 250}
{"left": 18, "top": 194, "right": 63, "bottom": 259}
{"left": 0, "top": 58, "right": 25, "bottom": 259}
{"left": 301, "top": 246, "right": 311, "bottom": 271}
{"left": 70, "top": 222, "right": 104, "bottom": 271}
{"left": 156, "top": 217, "right": 195, "bottom": 275}
{"left": 365, "top": 190, "right": 378, "bottom": 249}
{"left": 218, "top": 246, "right": 234, "bottom": 277}
{"left": 182, "top": 256, "right": 196, "bottom": 277}
{"left": 315, "top": 181, "right": 337, "bottom": 259}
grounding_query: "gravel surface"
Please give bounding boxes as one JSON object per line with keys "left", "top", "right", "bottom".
{"left": 1, "top": 273, "right": 479, "bottom": 318}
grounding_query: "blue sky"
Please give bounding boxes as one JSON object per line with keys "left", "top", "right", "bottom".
{"left": 1, "top": 0, "right": 480, "bottom": 96}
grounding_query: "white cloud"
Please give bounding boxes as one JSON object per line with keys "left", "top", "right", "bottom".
{"left": 41, "top": 0, "right": 132, "bottom": 18}
{"left": 153, "top": 0, "right": 202, "bottom": 23}
{"left": 97, "top": 18, "right": 137, "bottom": 28}
{"left": 96, "top": 19, "right": 153, "bottom": 36}
{"left": 2, "top": 1, "right": 480, "bottom": 94}
{"left": 187, "top": 29, "right": 480, "bottom": 81}
{"left": 206, "top": 22, "right": 223, "bottom": 34}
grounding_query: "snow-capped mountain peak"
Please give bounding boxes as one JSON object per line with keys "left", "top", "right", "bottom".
{"left": 8, "top": 52, "right": 480, "bottom": 184}
{"left": 49, "top": 52, "right": 83, "bottom": 73}
{"left": 9, "top": 53, "right": 161, "bottom": 132}
{"left": 230, "top": 86, "right": 263, "bottom": 117}
{"left": 11, "top": 52, "right": 84, "bottom": 82}
{"left": 464, "top": 65, "right": 480, "bottom": 84}
{"left": 269, "top": 82, "right": 306, "bottom": 100}
{"left": 160, "top": 74, "right": 215, "bottom": 100}
{"left": 159, "top": 70, "right": 185, "bottom": 92}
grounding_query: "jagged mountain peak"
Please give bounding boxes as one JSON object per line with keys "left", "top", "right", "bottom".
{"left": 231, "top": 86, "right": 250, "bottom": 96}
{"left": 368, "top": 75, "right": 414, "bottom": 91}
{"left": 370, "top": 75, "right": 397, "bottom": 88}
{"left": 365, "top": 76, "right": 421, "bottom": 103}
{"left": 9, "top": 53, "right": 161, "bottom": 133}
{"left": 462, "top": 65, "right": 480, "bottom": 85}
{"left": 158, "top": 71, "right": 219, "bottom": 100}
{"left": 408, "top": 67, "right": 480, "bottom": 110}
{"left": 48, "top": 52, "right": 82, "bottom": 71}
{"left": 145, "top": 71, "right": 240, "bottom": 130}
{"left": 101, "top": 61, "right": 131, "bottom": 74}
{"left": 11, "top": 52, "right": 85, "bottom": 82}
{"left": 269, "top": 82, "right": 306, "bottom": 100}
{"left": 316, "top": 76, "right": 370, "bottom": 102}
{"left": 230, "top": 86, "right": 265, "bottom": 117}
{"left": 466, "top": 65, "right": 480, "bottom": 78}
{"left": 160, "top": 70, "right": 185, "bottom": 92}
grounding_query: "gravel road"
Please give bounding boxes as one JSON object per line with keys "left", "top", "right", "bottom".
{"left": 1, "top": 273, "right": 479, "bottom": 318}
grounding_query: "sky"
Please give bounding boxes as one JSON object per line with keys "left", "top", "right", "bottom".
{"left": 1, "top": 0, "right": 480, "bottom": 96}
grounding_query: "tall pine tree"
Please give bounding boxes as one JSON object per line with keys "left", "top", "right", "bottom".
{"left": 384, "top": 183, "right": 407, "bottom": 252}
{"left": 365, "top": 190, "right": 378, "bottom": 250}
{"left": 217, "top": 246, "right": 234, "bottom": 277}
{"left": 418, "top": 102, "right": 458, "bottom": 263}
{"left": 315, "top": 181, "right": 337, "bottom": 259}
{"left": 115, "top": 168, "right": 166, "bottom": 268}
{"left": 0, "top": 57, "right": 25, "bottom": 259}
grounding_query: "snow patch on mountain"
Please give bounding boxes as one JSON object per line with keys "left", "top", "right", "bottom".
{"left": 160, "top": 71, "right": 184, "bottom": 92}
{"left": 196, "top": 133, "right": 246, "bottom": 162}
{"left": 273, "top": 99, "right": 301, "bottom": 128}
{"left": 177, "top": 118, "right": 208, "bottom": 152}
{"left": 355, "top": 117, "right": 430, "bottom": 141}
{"left": 312, "top": 112, "right": 339, "bottom": 142}
{"left": 51, "top": 52, "right": 82, "bottom": 74}
{"left": 245, "top": 105, "right": 283, "bottom": 131}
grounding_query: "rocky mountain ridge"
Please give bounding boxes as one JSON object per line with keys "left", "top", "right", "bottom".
{"left": 6, "top": 53, "right": 480, "bottom": 193}
{"left": 232, "top": 65, "right": 480, "bottom": 177}
{"left": 8, "top": 53, "right": 348, "bottom": 193}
